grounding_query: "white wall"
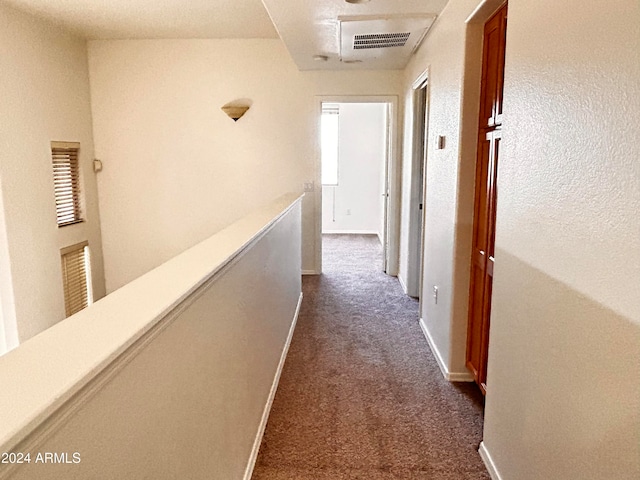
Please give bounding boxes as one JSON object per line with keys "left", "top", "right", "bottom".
{"left": 403, "top": 0, "right": 481, "bottom": 378}
{"left": 0, "top": 4, "right": 106, "bottom": 347}
{"left": 88, "top": 39, "right": 401, "bottom": 291}
{"left": 482, "top": 0, "right": 640, "bottom": 478}
{"left": 0, "top": 190, "right": 13, "bottom": 354}
{"left": 403, "top": 0, "right": 639, "bottom": 477}
{"left": 321, "top": 103, "right": 386, "bottom": 236}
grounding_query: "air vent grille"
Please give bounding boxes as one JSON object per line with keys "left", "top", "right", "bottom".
{"left": 353, "top": 32, "right": 411, "bottom": 49}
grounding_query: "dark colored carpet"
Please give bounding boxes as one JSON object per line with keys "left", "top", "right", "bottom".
{"left": 252, "top": 234, "right": 489, "bottom": 479}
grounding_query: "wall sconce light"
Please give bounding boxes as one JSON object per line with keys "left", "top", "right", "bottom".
{"left": 221, "top": 99, "right": 252, "bottom": 122}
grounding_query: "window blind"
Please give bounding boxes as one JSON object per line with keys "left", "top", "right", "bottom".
{"left": 322, "top": 103, "right": 340, "bottom": 115}
{"left": 321, "top": 103, "right": 340, "bottom": 186}
{"left": 61, "top": 241, "right": 90, "bottom": 317}
{"left": 51, "top": 141, "right": 82, "bottom": 227}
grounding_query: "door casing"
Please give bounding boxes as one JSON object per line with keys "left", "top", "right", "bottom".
{"left": 314, "top": 95, "right": 401, "bottom": 276}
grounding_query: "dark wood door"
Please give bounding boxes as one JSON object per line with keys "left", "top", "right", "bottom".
{"left": 466, "top": 3, "right": 507, "bottom": 395}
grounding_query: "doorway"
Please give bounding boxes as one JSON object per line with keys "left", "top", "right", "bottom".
{"left": 407, "top": 72, "right": 430, "bottom": 300}
{"left": 316, "top": 96, "right": 399, "bottom": 276}
{"left": 465, "top": 3, "right": 508, "bottom": 394}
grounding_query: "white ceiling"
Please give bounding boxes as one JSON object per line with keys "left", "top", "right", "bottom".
{"left": 2, "top": 0, "right": 279, "bottom": 39}
{"left": 3, "top": 0, "right": 450, "bottom": 70}
{"left": 260, "top": 0, "right": 449, "bottom": 70}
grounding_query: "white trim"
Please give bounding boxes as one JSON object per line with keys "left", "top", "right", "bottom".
{"left": 408, "top": 70, "right": 430, "bottom": 300}
{"left": 322, "top": 230, "right": 379, "bottom": 235}
{"left": 412, "top": 68, "right": 429, "bottom": 89}
{"left": 302, "top": 270, "right": 320, "bottom": 275}
{"left": 419, "top": 318, "right": 474, "bottom": 382}
{"left": 243, "top": 292, "right": 303, "bottom": 480}
{"left": 466, "top": 0, "right": 506, "bottom": 24}
{"left": 397, "top": 273, "right": 409, "bottom": 295}
{"left": 479, "top": 441, "right": 502, "bottom": 480}
{"left": 314, "top": 95, "right": 401, "bottom": 276}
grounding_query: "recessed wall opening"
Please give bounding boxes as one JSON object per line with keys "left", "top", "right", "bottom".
{"left": 449, "top": 0, "right": 508, "bottom": 395}
{"left": 407, "top": 71, "right": 430, "bottom": 301}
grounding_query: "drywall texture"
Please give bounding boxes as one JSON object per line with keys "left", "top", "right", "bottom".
{"left": 88, "top": 39, "right": 401, "bottom": 291}
{"left": 0, "top": 196, "right": 302, "bottom": 479}
{"left": 483, "top": 0, "right": 640, "bottom": 478}
{"left": 321, "top": 103, "right": 386, "bottom": 236}
{"left": 402, "top": 0, "right": 482, "bottom": 377}
{"left": 0, "top": 4, "right": 106, "bottom": 347}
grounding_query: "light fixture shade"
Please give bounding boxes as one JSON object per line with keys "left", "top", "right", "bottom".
{"left": 221, "top": 104, "right": 250, "bottom": 122}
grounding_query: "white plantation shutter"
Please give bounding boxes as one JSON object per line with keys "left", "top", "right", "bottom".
{"left": 51, "top": 141, "right": 82, "bottom": 227}
{"left": 61, "top": 241, "right": 91, "bottom": 317}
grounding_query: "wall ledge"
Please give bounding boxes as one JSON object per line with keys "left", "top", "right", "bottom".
{"left": 0, "top": 192, "right": 303, "bottom": 454}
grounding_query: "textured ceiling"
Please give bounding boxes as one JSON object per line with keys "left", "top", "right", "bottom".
{"left": 260, "top": 0, "right": 449, "bottom": 70}
{"left": 2, "top": 0, "right": 278, "bottom": 39}
{"left": 3, "top": 0, "right": 450, "bottom": 70}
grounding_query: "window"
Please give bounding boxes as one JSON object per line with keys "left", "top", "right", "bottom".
{"left": 321, "top": 103, "right": 340, "bottom": 185}
{"left": 61, "top": 241, "right": 92, "bottom": 317}
{"left": 51, "top": 141, "right": 82, "bottom": 227}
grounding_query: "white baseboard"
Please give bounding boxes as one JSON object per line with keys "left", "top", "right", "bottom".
{"left": 418, "top": 318, "right": 474, "bottom": 382}
{"left": 302, "top": 270, "right": 319, "bottom": 275}
{"left": 479, "top": 441, "right": 502, "bottom": 480}
{"left": 322, "top": 230, "right": 378, "bottom": 235}
{"left": 397, "top": 273, "right": 409, "bottom": 295}
{"left": 243, "top": 292, "right": 303, "bottom": 480}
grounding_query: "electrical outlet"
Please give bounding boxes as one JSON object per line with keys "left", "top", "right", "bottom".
{"left": 303, "top": 182, "right": 315, "bottom": 192}
{"left": 346, "top": 209, "right": 351, "bottom": 215}
{"left": 433, "top": 286, "right": 439, "bottom": 304}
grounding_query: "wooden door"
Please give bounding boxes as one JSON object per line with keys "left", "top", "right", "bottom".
{"left": 466, "top": 4, "right": 507, "bottom": 395}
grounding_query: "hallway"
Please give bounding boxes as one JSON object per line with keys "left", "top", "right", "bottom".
{"left": 253, "top": 234, "right": 489, "bottom": 479}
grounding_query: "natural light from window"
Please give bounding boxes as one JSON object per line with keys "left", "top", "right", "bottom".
{"left": 321, "top": 103, "right": 339, "bottom": 185}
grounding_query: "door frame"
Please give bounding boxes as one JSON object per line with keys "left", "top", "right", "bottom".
{"left": 314, "top": 95, "right": 401, "bottom": 276}
{"left": 408, "top": 68, "right": 430, "bottom": 300}
{"left": 459, "top": 0, "right": 508, "bottom": 390}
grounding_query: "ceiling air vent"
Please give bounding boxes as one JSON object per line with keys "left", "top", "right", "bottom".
{"left": 340, "top": 15, "right": 436, "bottom": 69}
{"left": 353, "top": 32, "right": 411, "bottom": 50}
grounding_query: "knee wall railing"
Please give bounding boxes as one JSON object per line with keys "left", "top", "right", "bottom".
{"left": 0, "top": 192, "right": 304, "bottom": 480}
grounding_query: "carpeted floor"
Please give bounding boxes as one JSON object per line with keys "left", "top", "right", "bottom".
{"left": 252, "top": 234, "right": 489, "bottom": 479}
